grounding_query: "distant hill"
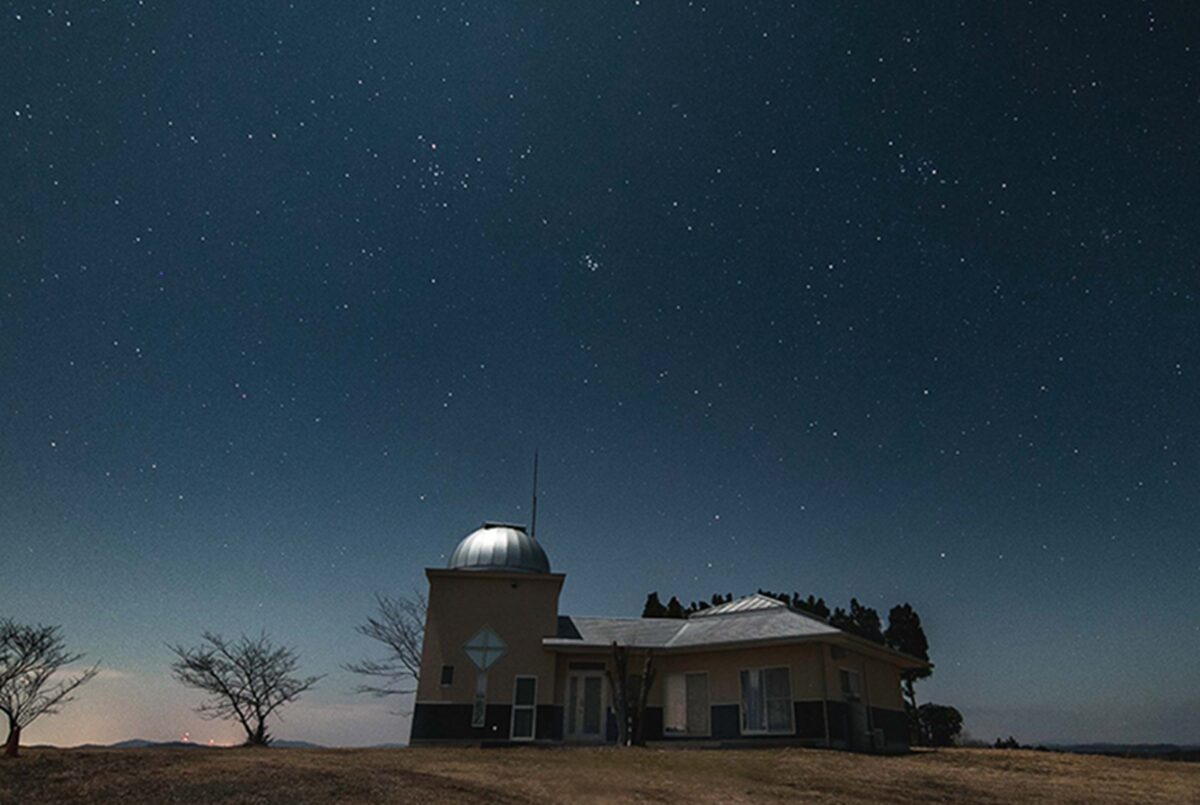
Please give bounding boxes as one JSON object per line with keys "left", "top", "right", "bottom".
{"left": 57, "top": 738, "right": 325, "bottom": 750}
{"left": 47, "top": 739, "right": 206, "bottom": 750}
{"left": 109, "top": 739, "right": 203, "bottom": 750}
{"left": 1052, "top": 743, "right": 1200, "bottom": 762}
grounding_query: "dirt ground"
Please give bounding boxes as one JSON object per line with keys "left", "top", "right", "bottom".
{"left": 1, "top": 745, "right": 1198, "bottom": 804}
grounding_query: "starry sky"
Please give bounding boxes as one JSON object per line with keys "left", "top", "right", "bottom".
{"left": 2, "top": 2, "right": 1198, "bottom": 747}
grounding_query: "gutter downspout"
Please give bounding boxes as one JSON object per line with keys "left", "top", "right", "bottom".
{"left": 820, "top": 644, "right": 831, "bottom": 747}
{"left": 862, "top": 660, "right": 875, "bottom": 749}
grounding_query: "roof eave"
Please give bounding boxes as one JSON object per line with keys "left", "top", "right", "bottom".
{"left": 426, "top": 568, "right": 566, "bottom": 582}
{"left": 829, "top": 633, "right": 931, "bottom": 669}
{"left": 544, "top": 633, "right": 827, "bottom": 655}
{"left": 544, "top": 632, "right": 930, "bottom": 668}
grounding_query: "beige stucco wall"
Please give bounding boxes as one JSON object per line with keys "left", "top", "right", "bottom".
{"left": 648, "top": 642, "right": 829, "bottom": 705}
{"left": 821, "top": 644, "right": 905, "bottom": 711}
{"left": 554, "top": 640, "right": 906, "bottom": 712}
{"left": 417, "top": 569, "right": 564, "bottom": 706}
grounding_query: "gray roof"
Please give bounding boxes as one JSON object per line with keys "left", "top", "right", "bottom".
{"left": 547, "top": 594, "right": 841, "bottom": 651}
{"left": 553, "top": 616, "right": 686, "bottom": 647}
{"left": 448, "top": 523, "right": 551, "bottom": 574}
{"left": 690, "top": 593, "right": 789, "bottom": 617}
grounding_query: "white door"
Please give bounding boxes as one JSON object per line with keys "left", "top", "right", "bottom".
{"left": 511, "top": 676, "right": 537, "bottom": 741}
{"left": 566, "top": 672, "right": 606, "bottom": 740}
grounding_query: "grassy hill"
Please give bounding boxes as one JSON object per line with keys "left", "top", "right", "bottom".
{"left": 2, "top": 745, "right": 1197, "bottom": 803}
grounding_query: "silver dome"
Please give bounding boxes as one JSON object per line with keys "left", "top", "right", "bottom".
{"left": 448, "top": 523, "right": 551, "bottom": 573}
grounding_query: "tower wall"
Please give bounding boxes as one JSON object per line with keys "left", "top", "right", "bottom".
{"left": 410, "top": 568, "right": 565, "bottom": 743}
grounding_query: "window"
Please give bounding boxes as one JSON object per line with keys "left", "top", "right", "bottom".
{"left": 510, "top": 676, "right": 537, "bottom": 740}
{"left": 440, "top": 665, "right": 454, "bottom": 686}
{"left": 664, "top": 672, "right": 710, "bottom": 736}
{"left": 665, "top": 673, "right": 686, "bottom": 733}
{"left": 740, "top": 667, "right": 793, "bottom": 734}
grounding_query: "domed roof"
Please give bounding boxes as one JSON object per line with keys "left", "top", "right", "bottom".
{"left": 448, "top": 522, "right": 551, "bottom": 574}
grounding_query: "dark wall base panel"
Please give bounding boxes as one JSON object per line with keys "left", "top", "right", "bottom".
{"left": 414, "top": 700, "right": 908, "bottom": 749}
{"left": 794, "top": 700, "right": 826, "bottom": 740}
{"left": 711, "top": 704, "right": 741, "bottom": 739}
{"left": 413, "top": 703, "right": 567, "bottom": 743}
{"left": 870, "top": 706, "right": 909, "bottom": 745}
{"left": 826, "top": 700, "right": 849, "bottom": 742}
{"left": 411, "top": 703, "right": 510, "bottom": 741}
{"left": 536, "top": 705, "right": 563, "bottom": 742}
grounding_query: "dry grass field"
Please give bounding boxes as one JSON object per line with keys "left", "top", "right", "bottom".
{"left": 1, "top": 745, "right": 1198, "bottom": 804}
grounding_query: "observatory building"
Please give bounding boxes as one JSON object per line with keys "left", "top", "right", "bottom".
{"left": 410, "top": 522, "right": 926, "bottom": 750}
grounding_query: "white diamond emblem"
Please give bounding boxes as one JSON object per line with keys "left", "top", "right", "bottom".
{"left": 464, "top": 627, "right": 506, "bottom": 671}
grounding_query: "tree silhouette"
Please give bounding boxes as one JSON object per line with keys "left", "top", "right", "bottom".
{"left": 829, "top": 599, "right": 885, "bottom": 644}
{"left": 793, "top": 594, "right": 831, "bottom": 619}
{"left": 170, "top": 631, "right": 322, "bottom": 747}
{"left": 664, "top": 596, "right": 686, "bottom": 619}
{"left": 0, "top": 620, "right": 98, "bottom": 758}
{"left": 641, "top": 592, "right": 667, "bottom": 618}
{"left": 346, "top": 592, "right": 426, "bottom": 698}
{"left": 849, "top": 599, "right": 884, "bottom": 643}
{"left": 606, "top": 642, "right": 656, "bottom": 746}
{"left": 757, "top": 589, "right": 791, "bottom": 605}
{"left": 884, "top": 603, "right": 933, "bottom": 724}
{"left": 917, "top": 703, "right": 963, "bottom": 747}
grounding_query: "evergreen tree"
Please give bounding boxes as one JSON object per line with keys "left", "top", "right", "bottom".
{"left": 829, "top": 607, "right": 852, "bottom": 631}
{"left": 827, "top": 600, "right": 885, "bottom": 644}
{"left": 641, "top": 592, "right": 668, "bottom": 618}
{"left": 917, "top": 703, "right": 963, "bottom": 747}
{"left": 757, "top": 589, "right": 790, "bottom": 605}
{"left": 664, "top": 596, "right": 687, "bottom": 619}
{"left": 884, "top": 603, "right": 934, "bottom": 736}
{"left": 794, "top": 594, "right": 830, "bottom": 619}
{"left": 849, "top": 598, "right": 885, "bottom": 644}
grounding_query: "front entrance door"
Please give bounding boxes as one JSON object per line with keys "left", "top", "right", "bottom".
{"left": 566, "top": 672, "right": 606, "bottom": 740}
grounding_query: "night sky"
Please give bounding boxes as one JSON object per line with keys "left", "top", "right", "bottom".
{"left": 3, "top": 2, "right": 1198, "bottom": 747}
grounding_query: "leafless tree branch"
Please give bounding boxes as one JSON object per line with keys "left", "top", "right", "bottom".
{"left": 0, "top": 619, "right": 99, "bottom": 758}
{"left": 345, "top": 592, "right": 426, "bottom": 699}
{"left": 169, "top": 631, "right": 322, "bottom": 747}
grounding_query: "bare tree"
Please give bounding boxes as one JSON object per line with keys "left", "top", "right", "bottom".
{"left": 606, "top": 642, "right": 657, "bottom": 747}
{"left": 345, "top": 592, "right": 426, "bottom": 697}
{"left": 169, "top": 631, "right": 322, "bottom": 747}
{"left": 0, "top": 619, "right": 99, "bottom": 758}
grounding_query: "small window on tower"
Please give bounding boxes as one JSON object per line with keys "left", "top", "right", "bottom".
{"left": 440, "top": 665, "right": 454, "bottom": 686}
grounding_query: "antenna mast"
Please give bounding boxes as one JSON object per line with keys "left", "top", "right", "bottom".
{"left": 530, "top": 449, "right": 539, "bottom": 541}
